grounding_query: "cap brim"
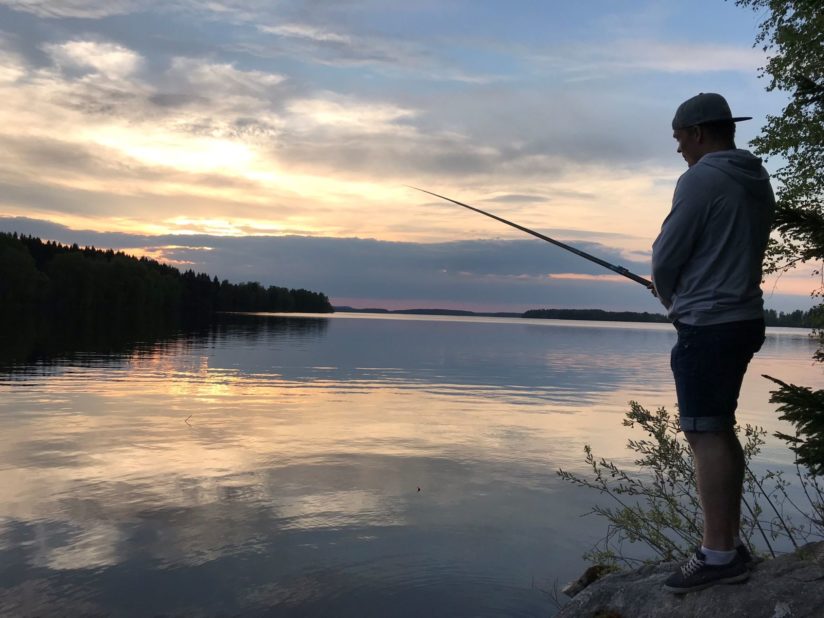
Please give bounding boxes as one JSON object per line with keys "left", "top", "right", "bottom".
{"left": 673, "top": 116, "right": 754, "bottom": 129}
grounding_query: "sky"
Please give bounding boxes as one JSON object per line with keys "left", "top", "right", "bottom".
{"left": 0, "top": 0, "right": 817, "bottom": 313}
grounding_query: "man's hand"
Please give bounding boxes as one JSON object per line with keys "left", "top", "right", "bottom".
{"left": 648, "top": 282, "right": 672, "bottom": 310}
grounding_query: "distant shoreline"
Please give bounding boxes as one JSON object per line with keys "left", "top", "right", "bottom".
{"left": 333, "top": 306, "right": 816, "bottom": 328}
{"left": 333, "top": 306, "right": 669, "bottom": 323}
{"left": 334, "top": 306, "right": 523, "bottom": 318}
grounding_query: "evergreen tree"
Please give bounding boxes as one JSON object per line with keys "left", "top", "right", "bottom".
{"left": 735, "top": 0, "right": 824, "bottom": 471}
{"left": 0, "top": 232, "right": 333, "bottom": 321}
{"left": 734, "top": 0, "right": 824, "bottom": 274}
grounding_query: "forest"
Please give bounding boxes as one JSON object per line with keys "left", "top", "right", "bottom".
{"left": 524, "top": 307, "right": 819, "bottom": 328}
{"left": 523, "top": 308, "right": 669, "bottom": 323}
{"left": 0, "top": 232, "right": 333, "bottom": 322}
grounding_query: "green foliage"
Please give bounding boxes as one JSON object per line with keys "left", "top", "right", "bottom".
{"left": 559, "top": 402, "right": 824, "bottom": 568}
{"left": 0, "top": 232, "right": 333, "bottom": 321}
{"left": 763, "top": 307, "right": 823, "bottom": 327}
{"left": 561, "top": 1, "right": 824, "bottom": 570}
{"left": 558, "top": 403, "right": 700, "bottom": 566}
{"left": 0, "top": 233, "right": 48, "bottom": 308}
{"left": 734, "top": 0, "right": 824, "bottom": 484}
{"left": 766, "top": 375, "right": 824, "bottom": 475}
{"left": 734, "top": 0, "right": 824, "bottom": 273}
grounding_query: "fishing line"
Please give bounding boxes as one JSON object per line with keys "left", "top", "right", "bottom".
{"left": 408, "top": 186, "right": 652, "bottom": 288}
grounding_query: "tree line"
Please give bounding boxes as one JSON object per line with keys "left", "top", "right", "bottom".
{"left": 523, "top": 307, "right": 819, "bottom": 328}
{"left": 763, "top": 307, "right": 821, "bottom": 328}
{"left": 0, "top": 232, "right": 332, "bottom": 321}
{"left": 523, "top": 308, "right": 670, "bottom": 323}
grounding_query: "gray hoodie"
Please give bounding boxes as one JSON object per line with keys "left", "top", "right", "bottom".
{"left": 652, "top": 149, "right": 775, "bottom": 326}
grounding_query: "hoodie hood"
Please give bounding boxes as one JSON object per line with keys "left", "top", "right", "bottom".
{"left": 699, "top": 149, "right": 772, "bottom": 196}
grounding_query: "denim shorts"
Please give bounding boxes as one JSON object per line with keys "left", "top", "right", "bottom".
{"left": 671, "top": 318, "right": 765, "bottom": 432}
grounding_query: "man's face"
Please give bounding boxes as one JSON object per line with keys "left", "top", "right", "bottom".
{"left": 673, "top": 127, "right": 701, "bottom": 167}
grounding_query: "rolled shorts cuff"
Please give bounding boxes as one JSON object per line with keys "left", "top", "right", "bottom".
{"left": 680, "top": 415, "right": 736, "bottom": 433}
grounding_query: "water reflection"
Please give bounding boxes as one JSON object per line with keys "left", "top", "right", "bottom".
{"left": 0, "top": 313, "right": 329, "bottom": 373}
{"left": 0, "top": 314, "right": 819, "bottom": 616}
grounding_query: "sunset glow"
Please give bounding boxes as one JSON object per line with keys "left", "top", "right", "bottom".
{"left": 0, "top": 0, "right": 815, "bottom": 311}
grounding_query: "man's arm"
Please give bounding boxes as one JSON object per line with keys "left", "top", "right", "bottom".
{"left": 651, "top": 174, "right": 709, "bottom": 308}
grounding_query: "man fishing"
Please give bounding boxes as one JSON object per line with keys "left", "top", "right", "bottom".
{"left": 652, "top": 93, "right": 775, "bottom": 593}
{"left": 414, "top": 92, "right": 774, "bottom": 594}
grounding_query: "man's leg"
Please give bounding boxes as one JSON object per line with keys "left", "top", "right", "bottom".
{"left": 664, "top": 320, "right": 762, "bottom": 592}
{"left": 664, "top": 427, "right": 749, "bottom": 592}
{"left": 684, "top": 429, "right": 745, "bottom": 550}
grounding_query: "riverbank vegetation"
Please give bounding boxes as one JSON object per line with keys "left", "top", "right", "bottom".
{"left": 336, "top": 306, "right": 817, "bottom": 327}
{"left": 0, "top": 232, "right": 333, "bottom": 322}
{"left": 526, "top": 307, "right": 818, "bottom": 327}
{"left": 558, "top": 403, "right": 824, "bottom": 567}
{"left": 560, "top": 0, "right": 824, "bottom": 569}
{"left": 523, "top": 308, "right": 669, "bottom": 323}
{"left": 738, "top": 0, "right": 824, "bottom": 496}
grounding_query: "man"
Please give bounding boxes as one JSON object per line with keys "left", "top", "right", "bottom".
{"left": 651, "top": 92, "right": 775, "bottom": 594}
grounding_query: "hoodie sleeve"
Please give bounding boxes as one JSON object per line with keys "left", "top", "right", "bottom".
{"left": 651, "top": 171, "right": 710, "bottom": 309}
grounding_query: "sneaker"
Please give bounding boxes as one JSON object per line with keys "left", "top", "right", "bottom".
{"left": 737, "top": 543, "right": 755, "bottom": 568}
{"left": 664, "top": 549, "right": 750, "bottom": 594}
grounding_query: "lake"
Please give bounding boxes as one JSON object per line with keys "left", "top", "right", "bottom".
{"left": 0, "top": 313, "right": 819, "bottom": 617}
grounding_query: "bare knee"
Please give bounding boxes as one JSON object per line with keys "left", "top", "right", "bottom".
{"left": 684, "top": 430, "right": 744, "bottom": 466}
{"left": 684, "top": 429, "right": 737, "bottom": 448}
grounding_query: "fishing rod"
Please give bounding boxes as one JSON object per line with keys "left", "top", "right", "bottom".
{"left": 408, "top": 186, "right": 653, "bottom": 288}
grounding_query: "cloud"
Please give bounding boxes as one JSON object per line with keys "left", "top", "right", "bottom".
{"left": 0, "top": 52, "right": 24, "bottom": 83}
{"left": 260, "top": 23, "right": 352, "bottom": 45}
{"left": 166, "top": 57, "right": 286, "bottom": 96}
{"left": 1, "top": 0, "right": 287, "bottom": 21}
{"left": 45, "top": 40, "right": 143, "bottom": 78}
{"left": 255, "top": 20, "right": 428, "bottom": 70}
{"left": 0, "top": 0, "right": 145, "bottom": 18}
{"left": 483, "top": 194, "right": 548, "bottom": 204}
{"left": 252, "top": 17, "right": 500, "bottom": 84}
{"left": 0, "top": 0, "right": 782, "bottom": 271}
{"left": 534, "top": 39, "right": 765, "bottom": 81}
{"left": 616, "top": 40, "right": 764, "bottom": 73}
{"left": 285, "top": 95, "right": 417, "bottom": 135}
{"left": 0, "top": 215, "right": 656, "bottom": 311}
{"left": 2, "top": 216, "right": 817, "bottom": 314}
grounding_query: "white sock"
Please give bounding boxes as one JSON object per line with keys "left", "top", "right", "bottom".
{"left": 701, "top": 546, "right": 737, "bottom": 565}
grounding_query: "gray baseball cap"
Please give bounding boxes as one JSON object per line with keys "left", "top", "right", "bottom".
{"left": 672, "top": 92, "right": 752, "bottom": 130}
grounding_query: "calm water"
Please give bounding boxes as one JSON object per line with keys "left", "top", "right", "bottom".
{"left": 0, "top": 314, "right": 819, "bottom": 617}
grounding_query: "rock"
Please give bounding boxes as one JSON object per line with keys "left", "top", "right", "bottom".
{"left": 556, "top": 541, "right": 824, "bottom": 618}
{"left": 562, "top": 565, "right": 616, "bottom": 598}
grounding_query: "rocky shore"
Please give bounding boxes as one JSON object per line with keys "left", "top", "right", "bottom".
{"left": 557, "top": 542, "right": 824, "bottom": 618}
